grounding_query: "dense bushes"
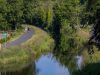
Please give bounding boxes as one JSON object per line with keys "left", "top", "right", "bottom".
{"left": 0, "top": 25, "right": 54, "bottom": 71}
{"left": 0, "top": 0, "right": 99, "bottom": 53}
{"left": 0, "top": 0, "right": 80, "bottom": 52}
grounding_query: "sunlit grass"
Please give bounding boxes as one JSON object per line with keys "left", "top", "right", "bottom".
{"left": 0, "top": 25, "right": 54, "bottom": 71}
{"left": 78, "top": 28, "right": 100, "bottom": 64}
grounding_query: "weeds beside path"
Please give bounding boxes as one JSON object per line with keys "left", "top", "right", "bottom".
{"left": 0, "top": 25, "right": 54, "bottom": 71}
{"left": 5, "top": 28, "right": 34, "bottom": 48}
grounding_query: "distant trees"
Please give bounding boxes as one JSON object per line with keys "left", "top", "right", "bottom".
{"left": 0, "top": 0, "right": 10, "bottom": 30}
{"left": 0, "top": 0, "right": 99, "bottom": 52}
{"left": 0, "top": 0, "right": 83, "bottom": 51}
{"left": 6, "top": 0, "right": 23, "bottom": 29}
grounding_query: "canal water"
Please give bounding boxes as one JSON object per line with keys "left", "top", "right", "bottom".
{"left": 0, "top": 53, "right": 83, "bottom": 75}
{"left": 36, "top": 54, "right": 70, "bottom": 75}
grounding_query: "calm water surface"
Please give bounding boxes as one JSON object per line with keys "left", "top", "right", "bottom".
{"left": 36, "top": 54, "right": 70, "bottom": 75}
{"left": 0, "top": 53, "right": 83, "bottom": 75}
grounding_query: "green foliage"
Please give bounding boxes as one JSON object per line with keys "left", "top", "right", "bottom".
{"left": 0, "top": 0, "right": 99, "bottom": 74}
{"left": 6, "top": 0, "right": 23, "bottom": 29}
{"left": 60, "top": 19, "right": 76, "bottom": 52}
{"left": 0, "top": 25, "right": 54, "bottom": 71}
{"left": 53, "top": 0, "right": 81, "bottom": 52}
{"left": 0, "top": 0, "right": 96, "bottom": 54}
{"left": 81, "top": 0, "right": 100, "bottom": 25}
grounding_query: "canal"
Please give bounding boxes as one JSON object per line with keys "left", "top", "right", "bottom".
{"left": 0, "top": 52, "right": 83, "bottom": 75}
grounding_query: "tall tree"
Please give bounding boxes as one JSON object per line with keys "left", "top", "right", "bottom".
{"left": 87, "top": 0, "right": 100, "bottom": 54}
{"left": 53, "top": 0, "right": 81, "bottom": 52}
{"left": 6, "top": 0, "right": 23, "bottom": 30}
{"left": 0, "top": 0, "right": 10, "bottom": 30}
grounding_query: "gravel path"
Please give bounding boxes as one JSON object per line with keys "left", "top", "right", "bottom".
{"left": 4, "top": 29, "right": 34, "bottom": 48}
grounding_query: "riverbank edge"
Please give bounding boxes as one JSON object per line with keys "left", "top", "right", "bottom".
{"left": 0, "top": 25, "right": 55, "bottom": 71}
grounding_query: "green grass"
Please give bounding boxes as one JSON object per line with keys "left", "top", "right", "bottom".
{"left": 0, "top": 25, "right": 54, "bottom": 71}
{"left": 0, "top": 26, "right": 24, "bottom": 44}
{"left": 78, "top": 28, "right": 100, "bottom": 64}
{"left": 8, "top": 26, "right": 24, "bottom": 42}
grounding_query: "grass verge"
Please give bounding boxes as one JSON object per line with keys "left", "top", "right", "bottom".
{"left": 0, "top": 25, "right": 54, "bottom": 71}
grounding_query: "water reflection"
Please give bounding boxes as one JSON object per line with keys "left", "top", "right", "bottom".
{"left": 0, "top": 53, "right": 83, "bottom": 75}
{"left": 0, "top": 64, "right": 36, "bottom": 75}
{"left": 75, "top": 55, "right": 83, "bottom": 70}
{"left": 74, "top": 63, "right": 100, "bottom": 75}
{"left": 36, "top": 54, "right": 70, "bottom": 75}
{"left": 54, "top": 52, "right": 77, "bottom": 73}
{"left": 53, "top": 50, "right": 84, "bottom": 75}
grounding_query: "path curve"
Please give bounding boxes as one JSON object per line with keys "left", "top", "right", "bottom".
{"left": 4, "top": 28, "right": 34, "bottom": 48}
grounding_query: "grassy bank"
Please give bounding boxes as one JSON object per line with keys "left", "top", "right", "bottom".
{"left": 76, "top": 27, "right": 100, "bottom": 63}
{"left": 0, "top": 27, "right": 24, "bottom": 44}
{"left": 74, "top": 27, "right": 100, "bottom": 75}
{"left": 0, "top": 25, "right": 54, "bottom": 71}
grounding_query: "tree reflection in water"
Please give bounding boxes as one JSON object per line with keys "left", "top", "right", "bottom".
{"left": 53, "top": 50, "right": 79, "bottom": 74}
{"left": 0, "top": 63, "right": 36, "bottom": 75}
{"left": 74, "top": 63, "right": 100, "bottom": 75}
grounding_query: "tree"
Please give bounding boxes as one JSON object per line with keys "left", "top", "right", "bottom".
{"left": 86, "top": 0, "right": 100, "bottom": 54}
{"left": 6, "top": 0, "right": 23, "bottom": 30}
{"left": 23, "top": 0, "right": 37, "bottom": 24}
{"left": 53, "top": 0, "right": 81, "bottom": 52}
{"left": 0, "top": 0, "right": 10, "bottom": 30}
